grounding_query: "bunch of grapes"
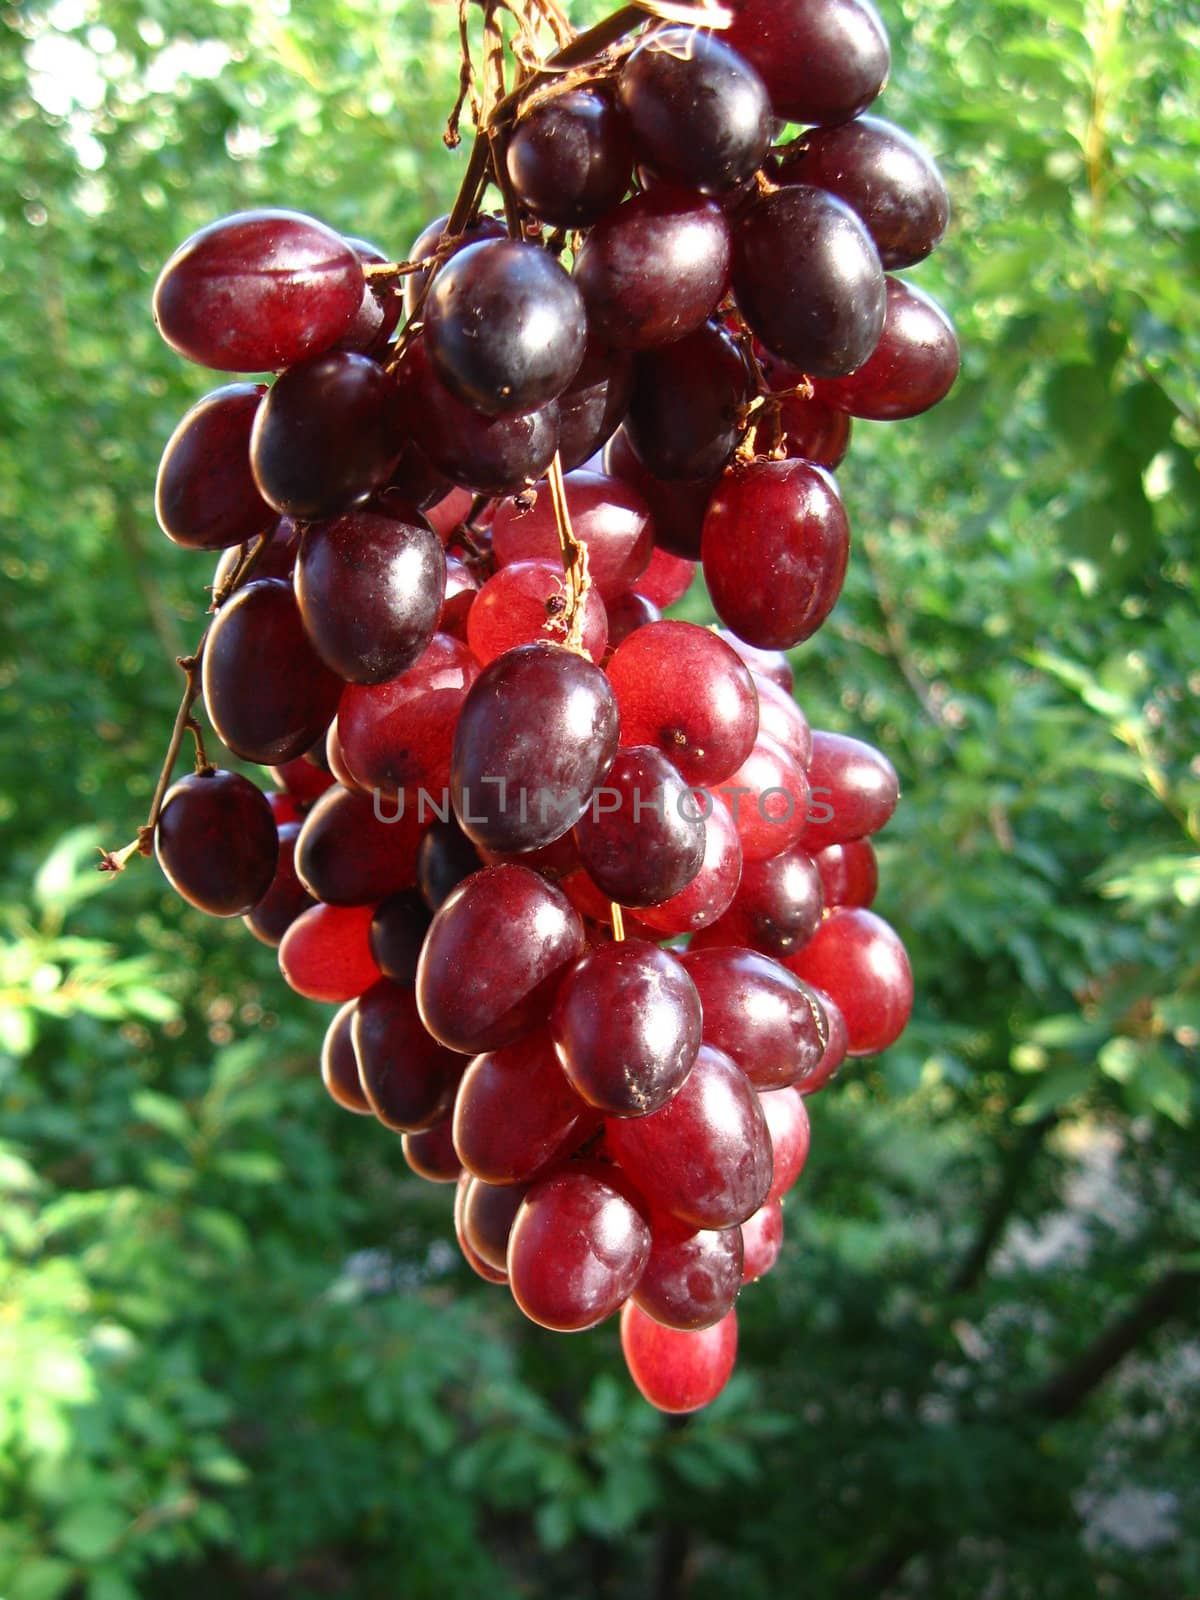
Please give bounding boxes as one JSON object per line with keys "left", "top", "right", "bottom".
{"left": 120, "top": 0, "right": 958, "bottom": 1412}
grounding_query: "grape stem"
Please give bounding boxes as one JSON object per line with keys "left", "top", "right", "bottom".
{"left": 545, "top": 450, "right": 593, "bottom": 655}
{"left": 610, "top": 902, "right": 626, "bottom": 941}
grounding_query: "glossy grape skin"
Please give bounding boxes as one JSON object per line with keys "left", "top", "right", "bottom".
{"left": 814, "top": 839, "right": 878, "bottom": 909}
{"left": 682, "top": 946, "right": 829, "bottom": 1090}
{"left": 295, "top": 512, "right": 446, "bottom": 685}
{"left": 723, "top": 0, "right": 890, "bottom": 126}
{"left": 467, "top": 561, "right": 608, "bottom": 667}
{"left": 799, "top": 988, "right": 849, "bottom": 1095}
{"left": 625, "top": 321, "right": 752, "bottom": 482}
{"left": 424, "top": 239, "right": 587, "bottom": 417}
{"left": 438, "top": 555, "right": 479, "bottom": 641}
{"left": 278, "top": 901, "right": 381, "bottom": 1003}
{"left": 243, "top": 819, "right": 315, "bottom": 946}
{"left": 607, "top": 621, "right": 758, "bottom": 787}
{"left": 752, "top": 674, "right": 811, "bottom": 764}
{"left": 416, "top": 819, "right": 482, "bottom": 911}
{"left": 799, "top": 729, "right": 899, "bottom": 850}
{"left": 493, "top": 470, "right": 656, "bottom": 602}
{"left": 508, "top": 1164, "right": 651, "bottom": 1332}
{"left": 368, "top": 890, "right": 432, "bottom": 982}
{"left": 772, "top": 116, "right": 949, "bottom": 270}
{"left": 702, "top": 459, "right": 849, "bottom": 650}
{"left": 249, "top": 351, "right": 402, "bottom": 519}
{"left": 786, "top": 907, "right": 913, "bottom": 1056}
{"left": 337, "top": 633, "right": 479, "bottom": 798}
{"left": 155, "top": 769, "right": 278, "bottom": 917}
{"left": 618, "top": 27, "right": 771, "bottom": 196}
{"left": 352, "top": 980, "right": 464, "bottom": 1132}
{"left": 716, "top": 734, "right": 811, "bottom": 862}
{"left": 741, "top": 1199, "right": 784, "bottom": 1282}
{"left": 506, "top": 88, "right": 634, "bottom": 228}
{"left": 620, "top": 1300, "right": 738, "bottom": 1413}
{"left": 632, "top": 1215, "right": 743, "bottom": 1331}
{"left": 402, "top": 1119, "right": 462, "bottom": 1183}
{"left": 606, "top": 1043, "right": 772, "bottom": 1229}
{"left": 759, "top": 1086, "right": 811, "bottom": 1203}
{"left": 556, "top": 339, "right": 636, "bottom": 470}
{"left": 573, "top": 187, "right": 732, "bottom": 350}
{"left": 635, "top": 546, "right": 697, "bottom": 609}
{"left": 715, "top": 639, "right": 792, "bottom": 700}
{"left": 637, "top": 789, "right": 743, "bottom": 936}
{"left": 454, "top": 1175, "right": 509, "bottom": 1283}
{"left": 551, "top": 940, "right": 702, "bottom": 1117}
{"left": 774, "top": 391, "right": 852, "bottom": 469}
{"left": 575, "top": 746, "right": 704, "bottom": 907}
{"left": 461, "top": 1178, "right": 531, "bottom": 1271}
{"left": 453, "top": 1027, "right": 595, "bottom": 1183}
{"left": 155, "top": 384, "right": 274, "bottom": 550}
{"left": 320, "top": 1002, "right": 373, "bottom": 1115}
{"left": 337, "top": 236, "right": 403, "bottom": 356}
{"left": 153, "top": 209, "right": 364, "bottom": 372}
{"left": 401, "top": 211, "right": 508, "bottom": 320}
{"left": 416, "top": 865, "right": 585, "bottom": 1054}
{"left": 734, "top": 187, "right": 886, "bottom": 378}
{"left": 813, "top": 279, "right": 959, "bottom": 421}
{"left": 603, "top": 429, "right": 715, "bottom": 561}
{"left": 719, "top": 843, "right": 825, "bottom": 956}
{"left": 203, "top": 578, "right": 342, "bottom": 765}
{"left": 604, "top": 590, "right": 661, "bottom": 654}
{"left": 451, "top": 644, "right": 620, "bottom": 855}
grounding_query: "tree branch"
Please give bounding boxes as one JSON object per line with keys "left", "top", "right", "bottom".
{"left": 947, "top": 1113, "right": 1056, "bottom": 1295}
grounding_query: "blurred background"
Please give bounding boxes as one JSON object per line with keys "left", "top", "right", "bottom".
{"left": 1, "top": 0, "right": 1197, "bottom": 1595}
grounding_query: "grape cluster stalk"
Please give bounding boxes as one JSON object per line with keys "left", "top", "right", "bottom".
{"left": 107, "top": 0, "right": 958, "bottom": 1413}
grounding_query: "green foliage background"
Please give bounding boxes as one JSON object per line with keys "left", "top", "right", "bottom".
{"left": 1, "top": 0, "right": 1197, "bottom": 1595}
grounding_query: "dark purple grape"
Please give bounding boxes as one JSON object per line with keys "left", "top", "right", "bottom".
{"left": 155, "top": 768, "right": 278, "bottom": 917}
{"left": 295, "top": 511, "right": 446, "bottom": 684}
{"left": 453, "top": 1027, "right": 595, "bottom": 1183}
{"left": 813, "top": 278, "right": 959, "bottom": 420}
{"left": 551, "top": 939, "right": 702, "bottom": 1116}
{"left": 603, "top": 427, "right": 716, "bottom": 559}
{"left": 403, "top": 1119, "right": 462, "bottom": 1182}
{"left": 368, "top": 890, "right": 433, "bottom": 982}
{"left": 249, "top": 351, "right": 402, "bottom": 519}
{"left": 155, "top": 384, "right": 274, "bottom": 550}
{"left": 450, "top": 644, "right": 620, "bottom": 855}
{"left": 461, "top": 1178, "right": 530, "bottom": 1271}
{"left": 491, "top": 469, "right": 655, "bottom": 601}
{"left": 402, "top": 211, "right": 508, "bottom": 319}
{"left": 574, "top": 746, "right": 704, "bottom": 907}
{"left": 424, "top": 239, "right": 587, "bottom": 417}
{"left": 294, "top": 783, "right": 426, "bottom": 906}
{"left": 416, "top": 818, "right": 483, "bottom": 910}
{"left": 201, "top": 578, "right": 343, "bottom": 764}
{"left": 557, "top": 339, "right": 636, "bottom": 471}
{"left": 701, "top": 459, "right": 849, "bottom": 649}
{"left": 633, "top": 1217, "right": 743, "bottom": 1330}
{"left": 337, "top": 236, "right": 403, "bottom": 355}
{"left": 771, "top": 116, "right": 949, "bottom": 269}
{"left": 682, "top": 946, "right": 829, "bottom": 1089}
{"left": 243, "top": 819, "right": 316, "bottom": 946}
{"left": 723, "top": 843, "right": 825, "bottom": 956}
{"left": 353, "top": 979, "right": 464, "bottom": 1131}
{"left": 734, "top": 187, "right": 885, "bottom": 377}
{"left": 618, "top": 26, "right": 771, "bottom": 196}
{"left": 320, "top": 1001, "right": 373, "bottom": 1114}
{"left": 724, "top": 0, "right": 890, "bottom": 127}
{"left": 153, "top": 210, "right": 364, "bottom": 372}
{"left": 573, "top": 187, "right": 732, "bottom": 350}
{"left": 455, "top": 1174, "right": 509, "bottom": 1282}
{"left": 506, "top": 88, "right": 634, "bottom": 227}
{"left": 625, "top": 320, "right": 752, "bottom": 481}
{"left": 212, "top": 518, "right": 300, "bottom": 594}
{"left": 416, "top": 865, "right": 585, "bottom": 1054}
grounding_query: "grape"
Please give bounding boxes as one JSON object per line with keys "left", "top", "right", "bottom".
{"left": 637, "top": 789, "right": 743, "bottom": 936}
{"left": 438, "top": 555, "right": 479, "bottom": 640}
{"left": 506, "top": 88, "right": 634, "bottom": 228}
{"left": 800, "top": 988, "right": 849, "bottom": 1095}
{"left": 452, "top": 1026, "right": 595, "bottom": 1183}
{"left": 153, "top": 209, "right": 364, "bottom": 372}
{"left": 454, "top": 1175, "right": 509, "bottom": 1283}
{"left": 450, "top": 644, "right": 619, "bottom": 855}
{"left": 785, "top": 907, "right": 913, "bottom": 1056}
{"left": 155, "top": 768, "right": 278, "bottom": 917}
{"left": 402, "top": 1119, "right": 462, "bottom": 1183}
{"left": 212, "top": 518, "right": 300, "bottom": 594}
{"left": 401, "top": 211, "right": 507, "bottom": 319}
{"left": 556, "top": 338, "right": 636, "bottom": 470}
{"left": 617, "top": 27, "right": 771, "bottom": 196}
{"left": 353, "top": 979, "right": 464, "bottom": 1131}
{"left": 719, "top": 842, "right": 825, "bottom": 956}
{"left": 733, "top": 187, "right": 886, "bottom": 377}
{"left": 467, "top": 560, "right": 608, "bottom": 666}
{"left": 508, "top": 1163, "right": 651, "bottom": 1332}
{"left": 634, "top": 546, "right": 697, "bottom": 609}
{"left": 759, "top": 1087, "right": 811, "bottom": 1203}
{"left": 800, "top": 729, "right": 899, "bottom": 850}
{"left": 337, "top": 632, "right": 479, "bottom": 797}
{"left": 368, "top": 889, "right": 433, "bottom": 982}
{"left": 632, "top": 1216, "right": 743, "bottom": 1331}
{"left": 751, "top": 673, "right": 812, "bottom": 763}
{"left": 603, "top": 589, "right": 660, "bottom": 654}
{"left": 574, "top": 746, "right": 704, "bottom": 907}
{"left": 423, "top": 238, "right": 587, "bottom": 416}
{"left": 320, "top": 1002, "right": 373, "bottom": 1115}
{"left": 278, "top": 901, "right": 381, "bottom": 1003}
{"left": 416, "top": 865, "right": 585, "bottom": 1054}
{"left": 243, "top": 819, "right": 316, "bottom": 946}
{"left": 702, "top": 459, "right": 849, "bottom": 650}
{"left": 415, "top": 819, "right": 482, "bottom": 911}
{"left": 740, "top": 1199, "right": 783, "bottom": 1282}
{"left": 478, "top": 830, "right": 580, "bottom": 883}
{"left": 293, "top": 783, "right": 424, "bottom": 906}
{"left": 551, "top": 940, "right": 702, "bottom": 1117}
{"left": 624, "top": 320, "right": 753, "bottom": 482}
{"left": 337, "top": 235, "right": 403, "bottom": 355}
{"left": 295, "top": 511, "right": 446, "bottom": 685}
{"left": 771, "top": 116, "right": 949, "bottom": 270}
{"left": 814, "top": 839, "right": 878, "bottom": 908}
{"left": 603, "top": 427, "right": 715, "bottom": 561}
{"left": 682, "top": 946, "right": 829, "bottom": 1090}
{"left": 714, "top": 636, "right": 791, "bottom": 694}
{"left": 620, "top": 1300, "right": 738, "bottom": 1413}
{"left": 813, "top": 279, "right": 959, "bottom": 421}
{"left": 606, "top": 621, "right": 758, "bottom": 787}
{"left": 155, "top": 384, "right": 274, "bottom": 550}
{"left": 605, "top": 1043, "right": 772, "bottom": 1229}
{"left": 249, "top": 351, "right": 403, "bottom": 519}
{"left": 460, "top": 1178, "right": 531, "bottom": 1272}
{"left": 268, "top": 753, "right": 335, "bottom": 808}
{"left": 492, "top": 470, "right": 655, "bottom": 601}
{"left": 265, "top": 790, "right": 302, "bottom": 826}
{"left": 716, "top": 734, "right": 811, "bottom": 862}
{"left": 723, "top": 0, "right": 890, "bottom": 127}
{"left": 572, "top": 187, "right": 732, "bottom": 350}
{"left": 772, "top": 391, "right": 852, "bottom": 469}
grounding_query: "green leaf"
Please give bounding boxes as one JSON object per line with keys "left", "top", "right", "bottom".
{"left": 54, "top": 1502, "right": 128, "bottom": 1562}
{"left": 33, "top": 827, "right": 109, "bottom": 917}
{"left": 1013, "top": 1065, "right": 1095, "bottom": 1122}
{"left": 9, "top": 1558, "right": 77, "bottom": 1600}
{"left": 131, "top": 1090, "right": 193, "bottom": 1144}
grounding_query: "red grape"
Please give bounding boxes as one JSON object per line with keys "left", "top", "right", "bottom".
{"left": 320, "top": 1001, "right": 373, "bottom": 1115}
{"left": 278, "top": 901, "right": 381, "bottom": 1003}
{"left": 155, "top": 384, "right": 274, "bottom": 550}
{"left": 620, "top": 1301, "right": 738, "bottom": 1413}
{"left": 453, "top": 1026, "right": 595, "bottom": 1183}
{"left": 785, "top": 908, "right": 912, "bottom": 1056}
{"left": 491, "top": 470, "right": 654, "bottom": 601}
